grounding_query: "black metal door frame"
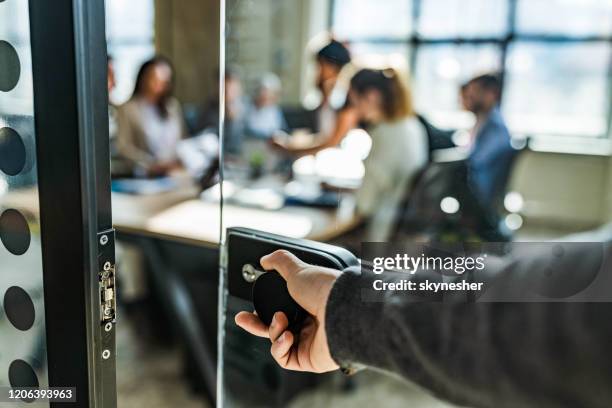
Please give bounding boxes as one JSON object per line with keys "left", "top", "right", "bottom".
{"left": 29, "top": 0, "right": 116, "bottom": 406}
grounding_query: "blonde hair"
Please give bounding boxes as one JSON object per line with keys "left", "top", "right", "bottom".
{"left": 349, "top": 67, "right": 415, "bottom": 121}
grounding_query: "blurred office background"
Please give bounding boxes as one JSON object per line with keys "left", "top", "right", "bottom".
{"left": 0, "top": 0, "right": 611, "bottom": 407}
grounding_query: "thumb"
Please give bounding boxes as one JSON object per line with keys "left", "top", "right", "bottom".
{"left": 260, "top": 250, "right": 306, "bottom": 282}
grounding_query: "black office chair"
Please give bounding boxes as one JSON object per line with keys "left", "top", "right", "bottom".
{"left": 393, "top": 139, "right": 527, "bottom": 243}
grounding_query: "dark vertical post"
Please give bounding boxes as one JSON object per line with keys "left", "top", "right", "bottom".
{"left": 29, "top": 0, "right": 115, "bottom": 406}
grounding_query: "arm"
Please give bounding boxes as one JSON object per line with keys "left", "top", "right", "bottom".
{"left": 237, "top": 246, "right": 612, "bottom": 408}
{"left": 275, "top": 107, "right": 359, "bottom": 157}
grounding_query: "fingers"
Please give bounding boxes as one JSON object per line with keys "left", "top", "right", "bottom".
{"left": 234, "top": 312, "right": 269, "bottom": 338}
{"left": 260, "top": 250, "right": 306, "bottom": 281}
{"left": 235, "top": 311, "right": 291, "bottom": 341}
{"left": 270, "top": 330, "right": 297, "bottom": 369}
{"left": 269, "top": 312, "right": 289, "bottom": 343}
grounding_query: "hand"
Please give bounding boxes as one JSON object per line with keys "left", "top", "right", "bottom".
{"left": 268, "top": 133, "right": 290, "bottom": 153}
{"left": 235, "top": 250, "right": 341, "bottom": 373}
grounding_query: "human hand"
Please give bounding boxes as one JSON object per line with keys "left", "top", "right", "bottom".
{"left": 268, "top": 133, "right": 290, "bottom": 153}
{"left": 235, "top": 250, "right": 341, "bottom": 373}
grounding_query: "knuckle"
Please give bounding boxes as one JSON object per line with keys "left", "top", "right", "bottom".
{"left": 273, "top": 249, "right": 292, "bottom": 259}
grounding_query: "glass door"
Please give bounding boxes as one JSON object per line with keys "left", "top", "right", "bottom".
{"left": 1, "top": 0, "right": 115, "bottom": 406}
{"left": 217, "top": 1, "right": 371, "bottom": 406}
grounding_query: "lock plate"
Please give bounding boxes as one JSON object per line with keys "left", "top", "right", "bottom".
{"left": 98, "top": 229, "right": 116, "bottom": 325}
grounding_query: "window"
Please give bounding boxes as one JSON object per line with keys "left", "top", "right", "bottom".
{"left": 332, "top": 0, "right": 612, "bottom": 144}
{"left": 105, "top": 0, "right": 155, "bottom": 104}
{"left": 333, "top": 0, "right": 412, "bottom": 40}
{"left": 504, "top": 42, "right": 610, "bottom": 138}
{"left": 516, "top": 0, "right": 612, "bottom": 37}
{"left": 413, "top": 44, "right": 501, "bottom": 129}
{"left": 417, "top": 0, "right": 509, "bottom": 39}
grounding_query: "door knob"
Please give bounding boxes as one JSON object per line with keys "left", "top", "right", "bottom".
{"left": 244, "top": 263, "right": 307, "bottom": 330}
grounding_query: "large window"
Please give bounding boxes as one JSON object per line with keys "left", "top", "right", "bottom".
{"left": 332, "top": 0, "right": 612, "bottom": 143}
{"left": 105, "top": 0, "right": 155, "bottom": 104}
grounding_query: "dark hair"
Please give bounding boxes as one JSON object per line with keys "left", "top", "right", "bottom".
{"left": 132, "top": 56, "right": 174, "bottom": 117}
{"left": 317, "top": 39, "right": 351, "bottom": 68}
{"left": 465, "top": 73, "right": 502, "bottom": 100}
{"left": 350, "top": 68, "right": 415, "bottom": 120}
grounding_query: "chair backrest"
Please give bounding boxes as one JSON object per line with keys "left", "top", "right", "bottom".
{"left": 416, "top": 114, "right": 456, "bottom": 162}
{"left": 392, "top": 157, "right": 469, "bottom": 237}
{"left": 487, "top": 139, "right": 526, "bottom": 211}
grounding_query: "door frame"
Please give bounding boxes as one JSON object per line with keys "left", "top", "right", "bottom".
{"left": 29, "top": 0, "right": 116, "bottom": 406}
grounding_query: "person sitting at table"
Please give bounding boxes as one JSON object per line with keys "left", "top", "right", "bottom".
{"left": 245, "top": 73, "right": 288, "bottom": 139}
{"left": 348, "top": 68, "right": 428, "bottom": 241}
{"left": 461, "top": 73, "right": 515, "bottom": 209}
{"left": 116, "top": 56, "right": 186, "bottom": 177}
{"left": 273, "top": 38, "right": 359, "bottom": 156}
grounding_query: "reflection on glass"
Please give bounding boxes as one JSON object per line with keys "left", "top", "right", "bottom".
{"left": 516, "top": 0, "right": 612, "bottom": 36}
{"left": 417, "top": 0, "right": 509, "bottom": 38}
{"left": 333, "top": 0, "right": 412, "bottom": 40}
{"left": 0, "top": 0, "right": 49, "bottom": 406}
{"left": 503, "top": 42, "right": 611, "bottom": 138}
{"left": 413, "top": 44, "right": 501, "bottom": 129}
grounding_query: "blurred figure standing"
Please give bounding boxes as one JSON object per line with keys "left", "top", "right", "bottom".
{"left": 461, "top": 74, "right": 515, "bottom": 208}
{"left": 117, "top": 56, "right": 186, "bottom": 177}
{"left": 245, "top": 73, "right": 287, "bottom": 139}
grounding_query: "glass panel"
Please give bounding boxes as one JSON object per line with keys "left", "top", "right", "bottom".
{"left": 417, "top": 0, "right": 509, "bottom": 39}
{"left": 219, "top": 1, "right": 442, "bottom": 406}
{"left": 503, "top": 42, "right": 611, "bottom": 138}
{"left": 0, "top": 0, "right": 49, "bottom": 405}
{"left": 413, "top": 44, "right": 502, "bottom": 129}
{"left": 219, "top": 2, "right": 612, "bottom": 407}
{"left": 516, "top": 0, "right": 612, "bottom": 36}
{"left": 332, "top": 0, "right": 412, "bottom": 40}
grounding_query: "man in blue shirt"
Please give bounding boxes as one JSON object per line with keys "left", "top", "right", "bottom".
{"left": 461, "top": 74, "right": 516, "bottom": 209}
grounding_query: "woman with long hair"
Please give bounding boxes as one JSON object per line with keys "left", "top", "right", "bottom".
{"left": 117, "top": 56, "right": 186, "bottom": 177}
{"left": 349, "top": 67, "right": 428, "bottom": 241}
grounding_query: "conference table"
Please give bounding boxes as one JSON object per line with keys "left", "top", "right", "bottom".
{"left": 2, "top": 176, "right": 359, "bottom": 402}
{"left": 3, "top": 179, "right": 358, "bottom": 246}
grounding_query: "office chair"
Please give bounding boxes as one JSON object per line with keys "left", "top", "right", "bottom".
{"left": 393, "top": 140, "right": 527, "bottom": 243}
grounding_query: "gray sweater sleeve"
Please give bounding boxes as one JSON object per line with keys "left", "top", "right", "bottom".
{"left": 325, "top": 244, "right": 612, "bottom": 408}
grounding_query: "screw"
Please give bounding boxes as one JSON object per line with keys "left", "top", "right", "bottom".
{"left": 99, "top": 235, "right": 109, "bottom": 246}
{"left": 104, "top": 308, "right": 114, "bottom": 317}
{"left": 102, "top": 349, "right": 111, "bottom": 360}
{"left": 103, "top": 261, "right": 111, "bottom": 271}
{"left": 104, "top": 322, "right": 113, "bottom": 332}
